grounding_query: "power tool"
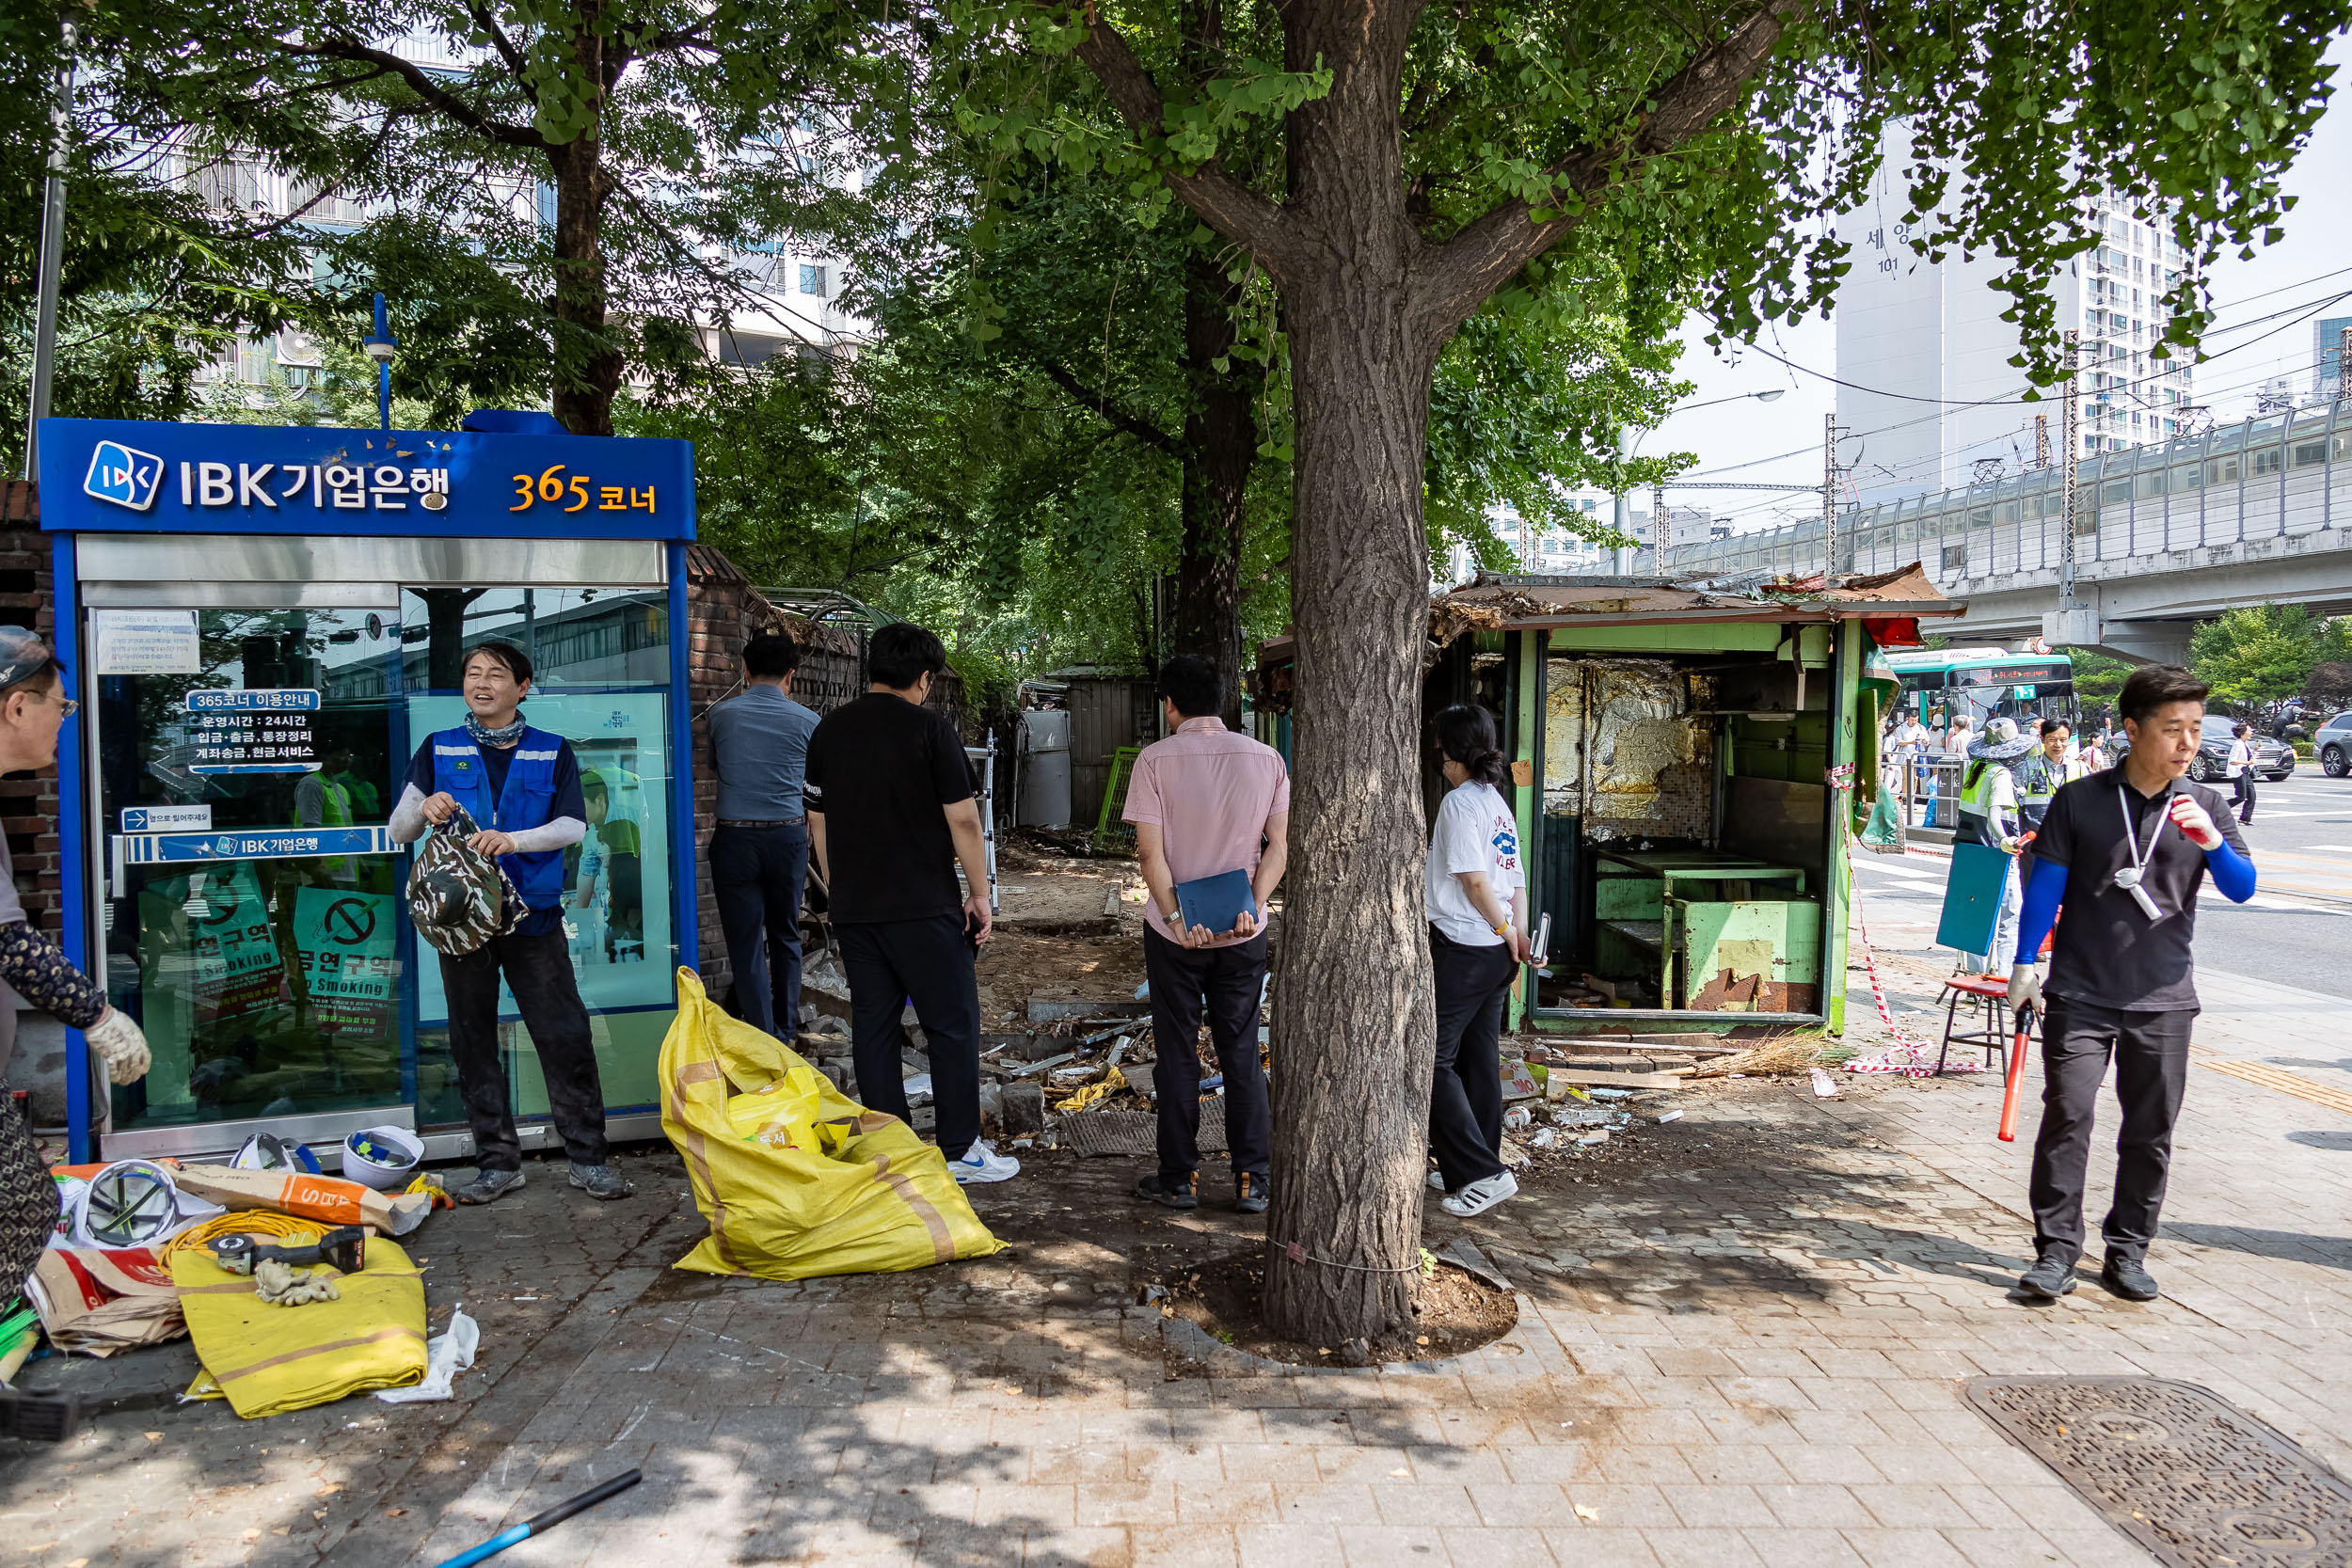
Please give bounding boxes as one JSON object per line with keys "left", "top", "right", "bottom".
{"left": 204, "top": 1225, "right": 366, "bottom": 1277}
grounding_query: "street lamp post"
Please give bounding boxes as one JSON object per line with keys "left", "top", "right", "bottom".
{"left": 21, "top": 16, "right": 79, "bottom": 482}
{"left": 361, "top": 293, "right": 397, "bottom": 434}
{"left": 1614, "top": 388, "right": 1786, "bottom": 573}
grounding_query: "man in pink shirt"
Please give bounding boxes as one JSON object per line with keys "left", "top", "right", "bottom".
{"left": 1123, "top": 654, "right": 1291, "bottom": 1214}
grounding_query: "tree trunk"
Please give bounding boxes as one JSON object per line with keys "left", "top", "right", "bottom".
{"left": 548, "top": 16, "right": 621, "bottom": 437}
{"left": 418, "top": 588, "right": 485, "bottom": 689}
{"left": 1258, "top": 0, "right": 1441, "bottom": 1346}
{"left": 1172, "top": 250, "right": 1261, "bottom": 730}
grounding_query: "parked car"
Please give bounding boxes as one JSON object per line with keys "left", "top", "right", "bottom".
{"left": 2185, "top": 716, "right": 2295, "bottom": 784}
{"left": 2316, "top": 711, "right": 2352, "bottom": 778}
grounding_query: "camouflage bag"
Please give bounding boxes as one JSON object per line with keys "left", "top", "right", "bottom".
{"left": 406, "top": 807, "right": 526, "bottom": 957}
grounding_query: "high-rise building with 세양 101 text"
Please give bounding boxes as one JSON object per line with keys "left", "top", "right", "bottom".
{"left": 1833, "top": 124, "right": 2197, "bottom": 505}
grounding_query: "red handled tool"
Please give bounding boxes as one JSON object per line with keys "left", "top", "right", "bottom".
{"left": 1998, "top": 1003, "right": 2034, "bottom": 1142}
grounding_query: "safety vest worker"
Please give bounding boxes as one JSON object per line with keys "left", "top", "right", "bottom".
{"left": 425, "top": 725, "right": 568, "bottom": 905}
{"left": 2018, "top": 731, "right": 2087, "bottom": 832}
{"left": 389, "top": 639, "right": 633, "bottom": 1208}
{"left": 1956, "top": 715, "right": 2032, "bottom": 848}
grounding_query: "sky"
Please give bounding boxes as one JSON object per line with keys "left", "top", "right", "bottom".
{"left": 1652, "top": 32, "right": 2352, "bottom": 534}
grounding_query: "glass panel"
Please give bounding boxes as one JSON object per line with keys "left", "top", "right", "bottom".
{"left": 99, "top": 607, "right": 407, "bottom": 1132}
{"left": 2135, "top": 470, "right": 2166, "bottom": 499}
{"left": 400, "top": 589, "right": 675, "bottom": 1125}
{"left": 2251, "top": 446, "right": 2283, "bottom": 477}
{"left": 2171, "top": 464, "right": 2201, "bottom": 491}
{"left": 2295, "top": 439, "right": 2329, "bottom": 468}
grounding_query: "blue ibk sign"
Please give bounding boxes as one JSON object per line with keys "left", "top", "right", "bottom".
{"left": 120, "top": 827, "right": 391, "bottom": 864}
{"left": 37, "top": 419, "right": 695, "bottom": 542}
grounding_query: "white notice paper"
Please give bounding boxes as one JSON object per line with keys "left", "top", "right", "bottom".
{"left": 93, "top": 610, "right": 200, "bottom": 674}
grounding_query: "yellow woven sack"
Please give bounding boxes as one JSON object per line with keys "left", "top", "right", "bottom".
{"left": 171, "top": 1238, "right": 427, "bottom": 1418}
{"left": 661, "top": 968, "right": 1005, "bottom": 1280}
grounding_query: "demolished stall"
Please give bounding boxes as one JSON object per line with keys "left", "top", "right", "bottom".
{"left": 1261, "top": 566, "right": 1961, "bottom": 1036}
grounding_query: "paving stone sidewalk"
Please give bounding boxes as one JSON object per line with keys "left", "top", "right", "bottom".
{"left": 7, "top": 955, "right": 2349, "bottom": 1568}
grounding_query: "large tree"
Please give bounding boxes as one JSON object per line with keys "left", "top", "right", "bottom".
{"left": 834, "top": 130, "right": 1680, "bottom": 711}
{"left": 946, "top": 0, "right": 2352, "bottom": 1342}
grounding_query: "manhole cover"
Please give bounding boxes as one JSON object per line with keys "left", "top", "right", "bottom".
{"left": 1967, "top": 1377, "right": 2352, "bottom": 1568}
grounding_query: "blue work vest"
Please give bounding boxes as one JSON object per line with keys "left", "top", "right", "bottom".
{"left": 430, "top": 725, "right": 565, "bottom": 907}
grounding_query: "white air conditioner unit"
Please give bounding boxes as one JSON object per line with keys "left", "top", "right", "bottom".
{"left": 276, "top": 327, "right": 323, "bottom": 370}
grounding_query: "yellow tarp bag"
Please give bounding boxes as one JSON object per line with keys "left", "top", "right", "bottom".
{"left": 170, "top": 1239, "right": 427, "bottom": 1418}
{"left": 662, "top": 968, "right": 1005, "bottom": 1280}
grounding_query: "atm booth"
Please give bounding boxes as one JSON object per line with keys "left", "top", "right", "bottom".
{"left": 36, "top": 417, "right": 698, "bottom": 1163}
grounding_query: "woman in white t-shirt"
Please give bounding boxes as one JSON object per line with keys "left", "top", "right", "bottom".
{"left": 1423, "top": 705, "right": 1530, "bottom": 1219}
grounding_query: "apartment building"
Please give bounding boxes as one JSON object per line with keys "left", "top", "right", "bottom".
{"left": 1835, "top": 125, "right": 2198, "bottom": 502}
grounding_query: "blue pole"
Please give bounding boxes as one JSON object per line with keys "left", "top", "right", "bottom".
{"left": 428, "top": 1470, "right": 640, "bottom": 1568}
{"left": 666, "top": 540, "right": 696, "bottom": 974}
{"left": 371, "top": 292, "right": 392, "bottom": 434}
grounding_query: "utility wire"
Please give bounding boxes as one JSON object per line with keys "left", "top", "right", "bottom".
{"left": 1689, "top": 267, "right": 2352, "bottom": 481}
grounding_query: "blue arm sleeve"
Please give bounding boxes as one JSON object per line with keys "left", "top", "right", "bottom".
{"left": 2014, "top": 857, "right": 2069, "bottom": 967}
{"left": 2203, "top": 835, "right": 2257, "bottom": 903}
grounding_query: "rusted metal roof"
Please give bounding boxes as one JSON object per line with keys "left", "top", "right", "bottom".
{"left": 1428, "top": 562, "right": 1962, "bottom": 642}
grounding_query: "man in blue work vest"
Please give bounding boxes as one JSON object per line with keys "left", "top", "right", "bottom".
{"left": 390, "top": 641, "right": 633, "bottom": 1204}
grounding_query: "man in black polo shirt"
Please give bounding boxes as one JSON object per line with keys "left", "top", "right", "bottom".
{"left": 2005, "top": 666, "right": 2255, "bottom": 1303}
{"left": 803, "top": 622, "right": 1018, "bottom": 1185}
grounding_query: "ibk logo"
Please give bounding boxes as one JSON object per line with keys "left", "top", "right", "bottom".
{"left": 83, "top": 440, "right": 164, "bottom": 512}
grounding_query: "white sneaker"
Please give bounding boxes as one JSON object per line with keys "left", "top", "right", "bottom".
{"left": 1439, "top": 1171, "right": 1517, "bottom": 1217}
{"left": 1426, "top": 1169, "right": 1446, "bottom": 1192}
{"left": 949, "top": 1139, "right": 1020, "bottom": 1184}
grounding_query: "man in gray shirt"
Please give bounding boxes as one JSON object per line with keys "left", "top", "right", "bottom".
{"left": 707, "top": 630, "right": 820, "bottom": 1038}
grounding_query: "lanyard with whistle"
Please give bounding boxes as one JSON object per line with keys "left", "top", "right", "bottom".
{"left": 2114, "top": 784, "right": 2169, "bottom": 922}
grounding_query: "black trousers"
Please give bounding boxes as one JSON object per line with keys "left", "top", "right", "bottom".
{"left": 2233, "top": 771, "right": 2256, "bottom": 822}
{"left": 441, "top": 927, "right": 607, "bottom": 1170}
{"left": 1429, "top": 928, "right": 1514, "bottom": 1190}
{"left": 1143, "top": 927, "right": 1271, "bottom": 1183}
{"left": 837, "top": 915, "right": 982, "bottom": 1157}
{"left": 2029, "top": 997, "right": 2196, "bottom": 1266}
{"left": 710, "top": 822, "right": 809, "bottom": 1039}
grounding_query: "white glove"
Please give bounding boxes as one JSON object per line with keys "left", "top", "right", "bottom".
{"left": 87, "top": 1007, "right": 151, "bottom": 1084}
{"left": 2006, "top": 962, "right": 2043, "bottom": 1018}
{"left": 2167, "top": 794, "right": 2224, "bottom": 850}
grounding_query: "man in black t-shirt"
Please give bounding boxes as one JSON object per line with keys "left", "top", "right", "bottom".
{"left": 2005, "top": 665, "right": 2255, "bottom": 1304}
{"left": 804, "top": 623, "right": 1018, "bottom": 1185}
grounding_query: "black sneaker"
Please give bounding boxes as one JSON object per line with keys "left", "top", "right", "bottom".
{"left": 1234, "top": 1173, "right": 1269, "bottom": 1215}
{"left": 454, "top": 1167, "right": 526, "bottom": 1205}
{"left": 1135, "top": 1172, "right": 1199, "bottom": 1211}
{"left": 568, "top": 1163, "right": 635, "bottom": 1201}
{"left": 2101, "top": 1256, "right": 2160, "bottom": 1301}
{"left": 2017, "top": 1252, "right": 2077, "bottom": 1301}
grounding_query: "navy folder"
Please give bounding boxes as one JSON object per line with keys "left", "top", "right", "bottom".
{"left": 1172, "top": 868, "right": 1257, "bottom": 934}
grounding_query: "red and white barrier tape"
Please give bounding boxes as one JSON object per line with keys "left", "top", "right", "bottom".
{"left": 1831, "top": 778, "right": 1984, "bottom": 1077}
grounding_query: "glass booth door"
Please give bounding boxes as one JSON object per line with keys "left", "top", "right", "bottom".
{"left": 87, "top": 572, "right": 680, "bottom": 1157}
{"left": 94, "top": 602, "right": 411, "bottom": 1145}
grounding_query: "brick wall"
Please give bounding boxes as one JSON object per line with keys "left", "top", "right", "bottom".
{"left": 0, "top": 481, "right": 58, "bottom": 939}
